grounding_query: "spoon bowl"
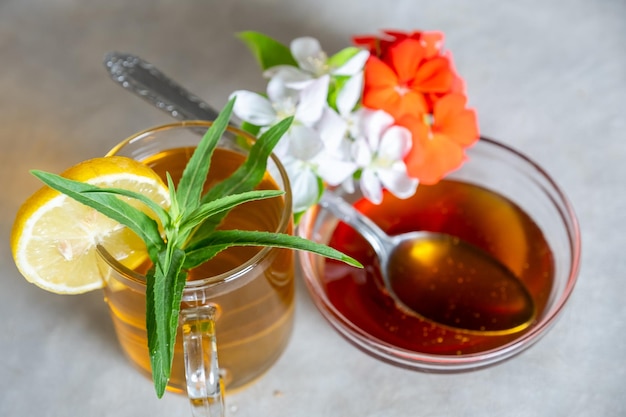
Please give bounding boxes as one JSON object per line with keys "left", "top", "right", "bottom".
{"left": 319, "top": 191, "right": 535, "bottom": 335}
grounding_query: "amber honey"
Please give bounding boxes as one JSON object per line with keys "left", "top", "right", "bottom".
{"left": 102, "top": 146, "right": 294, "bottom": 392}
{"left": 324, "top": 180, "right": 554, "bottom": 355}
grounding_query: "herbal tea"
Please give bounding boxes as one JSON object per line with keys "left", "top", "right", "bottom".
{"left": 102, "top": 146, "right": 294, "bottom": 391}
{"left": 324, "top": 180, "right": 554, "bottom": 354}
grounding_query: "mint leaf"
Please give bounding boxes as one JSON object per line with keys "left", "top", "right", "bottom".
{"left": 176, "top": 99, "right": 234, "bottom": 214}
{"left": 237, "top": 31, "right": 298, "bottom": 70}
{"left": 81, "top": 186, "right": 170, "bottom": 227}
{"left": 165, "top": 173, "right": 180, "bottom": 222}
{"left": 188, "top": 117, "right": 293, "bottom": 244}
{"left": 183, "top": 230, "right": 362, "bottom": 270}
{"left": 147, "top": 246, "right": 187, "bottom": 397}
{"left": 202, "top": 117, "right": 293, "bottom": 202}
{"left": 179, "top": 190, "right": 284, "bottom": 240}
{"left": 30, "top": 170, "right": 165, "bottom": 261}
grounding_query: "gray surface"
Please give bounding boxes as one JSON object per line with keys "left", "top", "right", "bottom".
{"left": 1, "top": 0, "right": 624, "bottom": 416}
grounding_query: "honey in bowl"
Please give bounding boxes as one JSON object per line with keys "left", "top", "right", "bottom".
{"left": 323, "top": 179, "right": 554, "bottom": 355}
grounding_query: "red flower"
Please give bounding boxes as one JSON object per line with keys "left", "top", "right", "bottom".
{"left": 362, "top": 38, "right": 455, "bottom": 119}
{"left": 353, "top": 29, "right": 444, "bottom": 59}
{"left": 397, "top": 94, "right": 479, "bottom": 184}
{"left": 355, "top": 28, "right": 480, "bottom": 186}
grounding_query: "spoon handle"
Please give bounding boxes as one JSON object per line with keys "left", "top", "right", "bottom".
{"left": 103, "top": 52, "right": 219, "bottom": 121}
{"left": 318, "top": 191, "right": 389, "bottom": 259}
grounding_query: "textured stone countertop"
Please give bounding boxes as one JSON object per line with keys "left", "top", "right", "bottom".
{"left": 1, "top": 1, "right": 624, "bottom": 416}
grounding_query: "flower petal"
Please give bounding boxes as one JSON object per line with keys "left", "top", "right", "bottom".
{"left": 286, "top": 125, "right": 324, "bottom": 160}
{"left": 402, "top": 117, "right": 466, "bottom": 185}
{"left": 363, "top": 56, "right": 398, "bottom": 89}
{"left": 266, "top": 76, "right": 298, "bottom": 107}
{"left": 433, "top": 93, "right": 479, "bottom": 146}
{"left": 363, "top": 87, "right": 401, "bottom": 115}
{"left": 284, "top": 163, "right": 321, "bottom": 213}
{"left": 359, "top": 169, "right": 383, "bottom": 204}
{"left": 291, "top": 37, "right": 326, "bottom": 74}
{"left": 229, "top": 90, "right": 277, "bottom": 126}
{"left": 379, "top": 125, "right": 413, "bottom": 160}
{"left": 387, "top": 39, "right": 425, "bottom": 83}
{"left": 395, "top": 90, "right": 429, "bottom": 119}
{"left": 318, "top": 108, "right": 348, "bottom": 149}
{"left": 264, "top": 65, "right": 312, "bottom": 84}
{"left": 315, "top": 156, "right": 357, "bottom": 186}
{"left": 362, "top": 109, "right": 394, "bottom": 150}
{"left": 377, "top": 164, "right": 419, "bottom": 199}
{"left": 341, "top": 176, "right": 356, "bottom": 194}
{"left": 362, "top": 55, "right": 428, "bottom": 118}
{"left": 333, "top": 50, "right": 370, "bottom": 76}
{"left": 336, "top": 72, "right": 363, "bottom": 117}
{"left": 295, "top": 75, "right": 329, "bottom": 125}
{"left": 411, "top": 56, "right": 454, "bottom": 93}
{"left": 351, "top": 136, "right": 373, "bottom": 167}
{"left": 419, "top": 31, "right": 445, "bottom": 58}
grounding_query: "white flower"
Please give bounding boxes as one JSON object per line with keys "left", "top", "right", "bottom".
{"left": 278, "top": 125, "right": 324, "bottom": 213}
{"left": 230, "top": 74, "right": 329, "bottom": 135}
{"left": 335, "top": 71, "right": 365, "bottom": 137}
{"left": 230, "top": 74, "right": 332, "bottom": 212}
{"left": 230, "top": 36, "right": 423, "bottom": 213}
{"left": 313, "top": 108, "right": 359, "bottom": 187}
{"left": 351, "top": 110, "right": 418, "bottom": 204}
{"left": 304, "top": 71, "right": 364, "bottom": 188}
{"left": 265, "top": 37, "right": 369, "bottom": 80}
{"left": 230, "top": 72, "right": 330, "bottom": 158}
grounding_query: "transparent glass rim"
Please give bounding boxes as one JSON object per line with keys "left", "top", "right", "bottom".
{"left": 297, "top": 136, "right": 581, "bottom": 370}
{"left": 98, "top": 120, "right": 293, "bottom": 293}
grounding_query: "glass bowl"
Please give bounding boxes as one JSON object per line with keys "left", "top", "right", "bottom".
{"left": 297, "top": 137, "right": 581, "bottom": 372}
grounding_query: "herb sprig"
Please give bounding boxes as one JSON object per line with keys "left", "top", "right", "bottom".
{"left": 32, "top": 98, "right": 361, "bottom": 397}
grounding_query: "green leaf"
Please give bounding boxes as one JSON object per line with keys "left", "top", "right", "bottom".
{"left": 146, "top": 246, "right": 187, "bottom": 398}
{"left": 188, "top": 117, "right": 294, "bottom": 244}
{"left": 327, "top": 46, "right": 361, "bottom": 69}
{"left": 179, "top": 190, "right": 284, "bottom": 241}
{"left": 175, "top": 99, "right": 234, "bottom": 215}
{"left": 240, "top": 121, "right": 261, "bottom": 138}
{"left": 183, "top": 230, "right": 362, "bottom": 270}
{"left": 203, "top": 117, "right": 293, "bottom": 202}
{"left": 166, "top": 173, "right": 180, "bottom": 222}
{"left": 237, "top": 31, "right": 298, "bottom": 70}
{"left": 30, "top": 170, "right": 165, "bottom": 261}
{"left": 81, "top": 186, "right": 170, "bottom": 228}
{"left": 327, "top": 75, "right": 351, "bottom": 111}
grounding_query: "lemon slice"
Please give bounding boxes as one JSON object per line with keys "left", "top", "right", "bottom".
{"left": 10, "top": 156, "right": 170, "bottom": 294}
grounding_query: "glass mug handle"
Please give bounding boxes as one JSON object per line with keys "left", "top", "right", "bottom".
{"left": 180, "top": 303, "right": 225, "bottom": 417}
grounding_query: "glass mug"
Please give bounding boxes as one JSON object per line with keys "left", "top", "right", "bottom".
{"left": 96, "top": 121, "right": 295, "bottom": 416}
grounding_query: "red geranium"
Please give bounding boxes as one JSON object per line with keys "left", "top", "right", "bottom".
{"left": 362, "top": 38, "right": 454, "bottom": 119}
{"left": 354, "top": 30, "right": 479, "bottom": 184}
{"left": 398, "top": 94, "right": 479, "bottom": 184}
{"left": 353, "top": 29, "right": 444, "bottom": 60}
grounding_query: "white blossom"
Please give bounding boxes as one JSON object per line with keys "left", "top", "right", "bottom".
{"left": 264, "top": 37, "right": 370, "bottom": 80}
{"left": 350, "top": 110, "right": 418, "bottom": 204}
{"left": 229, "top": 37, "right": 421, "bottom": 214}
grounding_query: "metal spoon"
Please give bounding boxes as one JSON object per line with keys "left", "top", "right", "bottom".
{"left": 318, "top": 191, "right": 535, "bottom": 335}
{"left": 103, "top": 52, "right": 536, "bottom": 335}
